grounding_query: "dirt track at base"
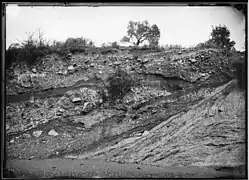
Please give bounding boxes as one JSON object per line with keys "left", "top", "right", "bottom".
{"left": 6, "top": 159, "right": 244, "bottom": 179}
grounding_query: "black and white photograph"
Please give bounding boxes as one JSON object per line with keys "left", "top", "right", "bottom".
{"left": 4, "top": 3, "right": 246, "bottom": 178}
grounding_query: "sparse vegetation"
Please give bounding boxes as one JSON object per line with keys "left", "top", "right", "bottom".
{"left": 195, "top": 39, "right": 220, "bottom": 49}
{"left": 110, "top": 41, "right": 120, "bottom": 49}
{"left": 6, "top": 31, "right": 51, "bottom": 68}
{"left": 107, "top": 68, "right": 135, "bottom": 103}
{"left": 231, "top": 55, "right": 246, "bottom": 90}
{"left": 63, "top": 37, "right": 94, "bottom": 54}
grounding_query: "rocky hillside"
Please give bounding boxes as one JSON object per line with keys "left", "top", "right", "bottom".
{"left": 5, "top": 47, "right": 246, "bottom": 178}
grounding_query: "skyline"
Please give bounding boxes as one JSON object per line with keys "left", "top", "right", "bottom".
{"left": 6, "top": 5, "right": 245, "bottom": 50}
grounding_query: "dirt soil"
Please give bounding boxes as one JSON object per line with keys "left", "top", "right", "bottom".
{"left": 5, "top": 48, "right": 246, "bottom": 178}
{"left": 7, "top": 159, "right": 244, "bottom": 178}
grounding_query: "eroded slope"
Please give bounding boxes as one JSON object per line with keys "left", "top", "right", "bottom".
{"left": 76, "top": 80, "right": 245, "bottom": 168}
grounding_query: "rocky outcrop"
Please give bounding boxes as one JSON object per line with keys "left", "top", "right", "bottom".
{"left": 6, "top": 48, "right": 236, "bottom": 96}
{"left": 6, "top": 48, "right": 245, "bottom": 173}
{"left": 142, "top": 49, "right": 234, "bottom": 86}
{"left": 82, "top": 80, "right": 245, "bottom": 168}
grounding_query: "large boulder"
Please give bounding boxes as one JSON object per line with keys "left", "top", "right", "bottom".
{"left": 72, "top": 97, "right": 82, "bottom": 103}
{"left": 17, "top": 74, "right": 33, "bottom": 88}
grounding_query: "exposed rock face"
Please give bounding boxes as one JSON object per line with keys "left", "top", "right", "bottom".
{"left": 6, "top": 48, "right": 245, "bottom": 173}
{"left": 85, "top": 80, "right": 245, "bottom": 168}
{"left": 142, "top": 49, "right": 234, "bottom": 86}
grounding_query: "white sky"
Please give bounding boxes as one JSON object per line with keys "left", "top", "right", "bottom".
{"left": 6, "top": 5, "right": 245, "bottom": 50}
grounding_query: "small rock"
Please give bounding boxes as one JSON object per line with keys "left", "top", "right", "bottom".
{"left": 67, "top": 53, "right": 72, "bottom": 57}
{"left": 114, "top": 61, "right": 122, "bottom": 65}
{"left": 22, "top": 133, "right": 31, "bottom": 138}
{"left": 32, "top": 68, "right": 37, "bottom": 73}
{"left": 142, "top": 59, "right": 149, "bottom": 64}
{"left": 83, "top": 76, "right": 89, "bottom": 81}
{"left": 72, "top": 97, "right": 82, "bottom": 103}
{"left": 90, "top": 63, "right": 95, "bottom": 67}
{"left": 82, "top": 102, "right": 92, "bottom": 113}
{"left": 10, "top": 139, "right": 14, "bottom": 143}
{"left": 33, "top": 130, "right": 43, "bottom": 138}
{"left": 58, "top": 108, "right": 65, "bottom": 113}
{"left": 58, "top": 70, "right": 64, "bottom": 75}
{"left": 134, "top": 133, "right": 142, "bottom": 137}
{"left": 29, "top": 96, "right": 35, "bottom": 103}
{"left": 68, "top": 65, "right": 74, "bottom": 71}
{"left": 29, "top": 156, "right": 34, "bottom": 160}
{"left": 142, "top": 130, "right": 150, "bottom": 136}
{"left": 48, "top": 129, "right": 59, "bottom": 136}
{"left": 99, "top": 99, "right": 103, "bottom": 103}
{"left": 189, "top": 58, "right": 197, "bottom": 63}
{"left": 6, "top": 124, "right": 9, "bottom": 130}
{"left": 92, "top": 175, "right": 101, "bottom": 178}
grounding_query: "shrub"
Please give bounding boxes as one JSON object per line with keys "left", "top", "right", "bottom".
{"left": 64, "top": 37, "right": 89, "bottom": 54}
{"left": 149, "top": 44, "right": 163, "bottom": 52}
{"left": 231, "top": 59, "right": 246, "bottom": 90}
{"left": 111, "top": 41, "right": 119, "bottom": 49}
{"left": 6, "top": 44, "right": 20, "bottom": 68}
{"left": 51, "top": 37, "right": 95, "bottom": 56}
{"left": 107, "top": 68, "right": 135, "bottom": 102}
{"left": 6, "top": 43, "right": 48, "bottom": 67}
{"left": 6, "top": 30, "right": 51, "bottom": 68}
{"left": 23, "top": 45, "right": 49, "bottom": 65}
{"left": 195, "top": 39, "right": 221, "bottom": 49}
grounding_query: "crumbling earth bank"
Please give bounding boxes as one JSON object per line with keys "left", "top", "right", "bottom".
{"left": 6, "top": 48, "right": 245, "bottom": 175}
{"left": 85, "top": 80, "right": 245, "bottom": 168}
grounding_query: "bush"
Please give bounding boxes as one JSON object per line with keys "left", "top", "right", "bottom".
{"left": 149, "top": 44, "right": 163, "bottom": 52}
{"left": 6, "top": 44, "right": 20, "bottom": 68}
{"left": 6, "top": 43, "right": 49, "bottom": 68}
{"left": 63, "top": 37, "right": 94, "bottom": 54}
{"left": 107, "top": 68, "right": 135, "bottom": 102}
{"left": 23, "top": 45, "right": 49, "bottom": 65}
{"left": 111, "top": 41, "right": 119, "bottom": 49}
{"left": 195, "top": 39, "right": 221, "bottom": 49}
{"left": 6, "top": 30, "right": 51, "bottom": 68}
{"left": 232, "top": 59, "right": 246, "bottom": 90}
